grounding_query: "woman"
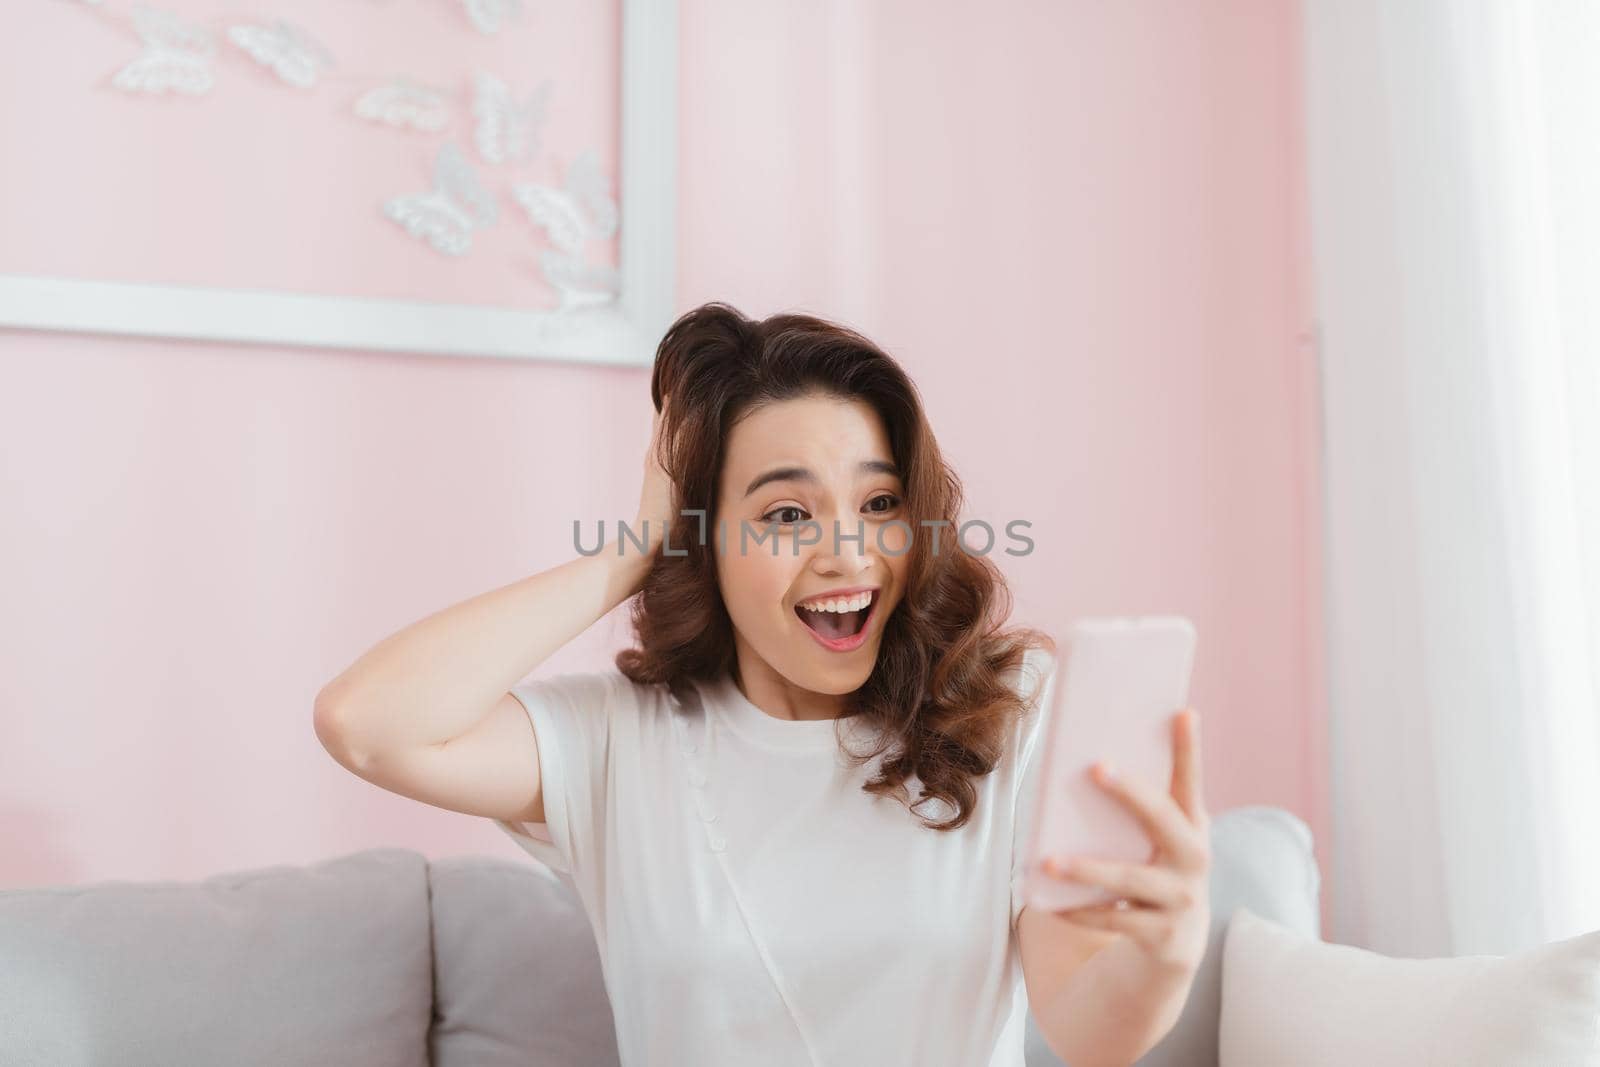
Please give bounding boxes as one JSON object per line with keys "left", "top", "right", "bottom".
{"left": 314, "top": 302, "right": 1212, "bottom": 1067}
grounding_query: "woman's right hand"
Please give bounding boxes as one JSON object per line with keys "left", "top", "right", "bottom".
{"left": 629, "top": 401, "right": 678, "bottom": 558}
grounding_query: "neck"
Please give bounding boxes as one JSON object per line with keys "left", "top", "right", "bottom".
{"left": 730, "top": 643, "right": 852, "bottom": 722}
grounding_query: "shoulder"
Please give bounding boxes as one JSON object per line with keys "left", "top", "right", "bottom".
{"left": 1006, "top": 643, "right": 1061, "bottom": 759}
{"left": 1007, "top": 644, "right": 1060, "bottom": 721}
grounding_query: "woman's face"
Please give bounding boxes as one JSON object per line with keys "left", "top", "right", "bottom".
{"left": 714, "top": 393, "right": 912, "bottom": 708}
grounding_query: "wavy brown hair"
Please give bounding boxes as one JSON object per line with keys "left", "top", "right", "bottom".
{"left": 616, "top": 302, "right": 1055, "bottom": 831}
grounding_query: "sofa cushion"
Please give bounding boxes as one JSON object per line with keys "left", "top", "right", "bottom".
{"left": 1025, "top": 805, "right": 1322, "bottom": 1067}
{"left": 0, "top": 848, "right": 432, "bottom": 1067}
{"left": 1219, "top": 906, "right": 1600, "bottom": 1066}
{"left": 429, "top": 855, "right": 620, "bottom": 1067}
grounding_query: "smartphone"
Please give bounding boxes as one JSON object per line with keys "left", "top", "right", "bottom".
{"left": 1020, "top": 615, "right": 1198, "bottom": 912}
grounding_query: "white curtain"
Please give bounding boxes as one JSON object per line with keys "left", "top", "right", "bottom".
{"left": 1303, "top": 0, "right": 1600, "bottom": 957}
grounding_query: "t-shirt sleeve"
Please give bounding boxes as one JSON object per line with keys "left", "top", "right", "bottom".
{"left": 490, "top": 668, "right": 629, "bottom": 890}
{"left": 1010, "top": 645, "right": 1061, "bottom": 929}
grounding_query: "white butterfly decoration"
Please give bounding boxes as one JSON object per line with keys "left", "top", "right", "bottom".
{"left": 112, "top": 5, "right": 216, "bottom": 97}
{"left": 227, "top": 19, "right": 335, "bottom": 89}
{"left": 472, "top": 73, "right": 550, "bottom": 165}
{"left": 541, "top": 248, "right": 619, "bottom": 311}
{"left": 460, "top": 0, "right": 523, "bottom": 35}
{"left": 383, "top": 142, "right": 499, "bottom": 257}
{"left": 355, "top": 82, "right": 451, "bottom": 133}
{"left": 510, "top": 150, "right": 619, "bottom": 255}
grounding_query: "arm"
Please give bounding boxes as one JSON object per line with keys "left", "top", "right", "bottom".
{"left": 313, "top": 402, "right": 677, "bottom": 823}
{"left": 313, "top": 545, "right": 651, "bottom": 764}
{"left": 1020, "top": 910, "right": 1196, "bottom": 1067}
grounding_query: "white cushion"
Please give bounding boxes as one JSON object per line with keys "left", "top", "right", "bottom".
{"left": 1219, "top": 906, "right": 1600, "bottom": 1066}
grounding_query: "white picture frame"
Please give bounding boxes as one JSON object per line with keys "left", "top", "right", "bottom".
{"left": 0, "top": 0, "right": 677, "bottom": 368}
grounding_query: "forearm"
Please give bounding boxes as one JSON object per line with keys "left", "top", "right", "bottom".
{"left": 1035, "top": 935, "right": 1196, "bottom": 1067}
{"left": 315, "top": 540, "right": 653, "bottom": 756}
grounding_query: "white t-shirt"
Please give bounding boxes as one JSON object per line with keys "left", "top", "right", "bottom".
{"left": 492, "top": 644, "right": 1060, "bottom": 1067}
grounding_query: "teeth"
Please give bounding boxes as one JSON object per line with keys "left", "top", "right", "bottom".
{"left": 798, "top": 591, "right": 873, "bottom": 614}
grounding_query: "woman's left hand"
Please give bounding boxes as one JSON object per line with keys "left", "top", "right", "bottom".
{"left": 1041, "top": 708, "right": 1212, "bottom": 976}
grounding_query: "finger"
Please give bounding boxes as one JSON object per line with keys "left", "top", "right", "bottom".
{"left": 1054, "top": 900, "right": 1165, "bottom": 946}
{"left": 1169, "top": 708, "right": 1207, "bottom": 824}
{"left": 1045, "top": 856, "right": 1195, "bottom": 910}
{"left": 1091, "top": 763, "right": 1207, "bottom": 870}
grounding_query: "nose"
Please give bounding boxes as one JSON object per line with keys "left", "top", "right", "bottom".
{"left": 808, "top": 516, "right": 874, "bottom": 578}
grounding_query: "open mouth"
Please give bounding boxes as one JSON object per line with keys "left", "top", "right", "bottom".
{"left": 794, "top": 590, "right": 875, "bottom": 642}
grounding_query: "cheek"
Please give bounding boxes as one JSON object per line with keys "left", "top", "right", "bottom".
{"left": 877, "top": 521, "right": 912, "bottom": 559}
{"left": 717, "top": 552, "right": 796, "bottom": 628}
{"left": 883, "top": 551, "right": 911, "bottom": 611}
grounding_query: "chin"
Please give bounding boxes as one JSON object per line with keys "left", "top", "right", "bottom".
{"left": 801, "top": 652, "right": 878, "bottom": 692}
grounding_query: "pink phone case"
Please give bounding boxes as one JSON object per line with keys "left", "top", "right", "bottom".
{"left": 1021, "top": 615, "right": 1197, "bottom": 912}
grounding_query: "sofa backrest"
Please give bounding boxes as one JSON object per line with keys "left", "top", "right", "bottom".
{"left": 427, "top": 855, "right": 618, "bottom": 1067}
{"left": 0, "top": 805, "right": 1320, "bottom": 1067}
{"left": 0, "top": 849, "right": 435, "bottom": 1067}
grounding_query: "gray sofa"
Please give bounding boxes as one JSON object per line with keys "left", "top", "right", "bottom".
{"left": 0, "top": 805, "right": 1320, "bottom": 1066}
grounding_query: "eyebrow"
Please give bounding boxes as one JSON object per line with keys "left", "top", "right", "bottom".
{"left": 743, "top": 460, "right": 901, "bottom": 499}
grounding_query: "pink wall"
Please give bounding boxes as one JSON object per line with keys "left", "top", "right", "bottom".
{"left": 1, "top": 0, "right": 1325, "bottom": 927}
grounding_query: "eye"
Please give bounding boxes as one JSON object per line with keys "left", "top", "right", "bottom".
{"left": 865, "top": 493, "right": 900, "bottom": 514}
{"left": 762, "top": 505, "right": 808, "bottom": 525}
